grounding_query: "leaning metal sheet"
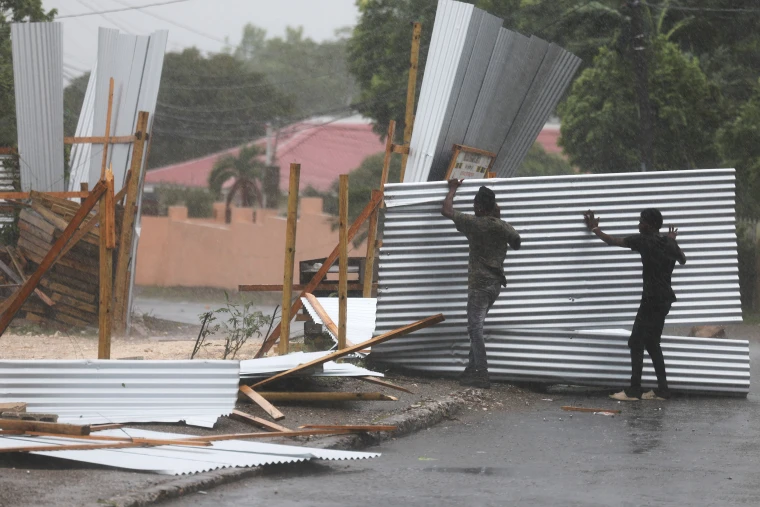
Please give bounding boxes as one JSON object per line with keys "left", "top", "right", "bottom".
{"left": 300, "top": 296, "right": 378, "bottom": 349}
{"left": 0, "top": 428, "right": 379, "bottom": 475}
{"left": 375, "top": 170, "right": 742, "bottom": 339}
{"left": 10, "top": 22, "right": 64, "bottom": 192}
{"left": 0, "top": 360, "right": 239, "bottom": 427}
{"left": 68, "top": 61, "right": 98, "bottom": 192}
{"left": 370, "top": 328, "right": 750, "bottom": 395}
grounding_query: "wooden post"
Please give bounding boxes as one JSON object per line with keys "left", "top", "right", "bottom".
{"left": 113, "top": 111, "right": 150, "bottom": 334}
{"left": 400, "top": 22, "right": 421, "bottom": 183}
{"left": 363, "top": 189, "right": 382, "bottom": 298}
{"left": 79, "top": 182, "right": 88, "bottom": 205}
{"left": 100, "top": 78, "right": 115, "bottom": 180}
{"left": 338, "top": 174, "right": 348, "bottom": 350}
{"left": 279, "top": 163, "right": 300, "bottom": 355}
{"left": 98, "top": 169, "right": 115, "bottom": 359}
{"left": 0, "top": 182, "right": 107, "bottom": 336}
{"left": 380, "top": 121, "right": 396, "bottom": 188}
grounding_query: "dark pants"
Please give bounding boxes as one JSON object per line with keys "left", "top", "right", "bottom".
{"left": 467, "top": 281, "right": 501, "bottom": 372}
{"left": 628, "top": 300, "right": 671, "bottom": 395}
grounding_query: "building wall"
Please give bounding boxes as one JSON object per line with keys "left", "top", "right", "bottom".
{"left": 135, "top": 197, "right": 367, "bottom": 289}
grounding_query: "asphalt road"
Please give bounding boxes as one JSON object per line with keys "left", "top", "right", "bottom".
{"left": 160, "top": 343, "right": 760, "bottom": 507}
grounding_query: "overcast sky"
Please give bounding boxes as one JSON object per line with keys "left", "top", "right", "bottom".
{"left": 44, "top": 0, "right": 359, "bottom": 79}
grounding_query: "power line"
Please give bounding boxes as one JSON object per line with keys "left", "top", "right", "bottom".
{"left": 113, "top": 0, "right": 228, "bottom": 44}
{"left": 56, "top": 0, "right": 192, "bottom": 19}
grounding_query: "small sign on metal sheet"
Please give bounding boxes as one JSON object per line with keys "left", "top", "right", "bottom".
{"left": 444, "top": 144, "right": 497, "bottom": 180}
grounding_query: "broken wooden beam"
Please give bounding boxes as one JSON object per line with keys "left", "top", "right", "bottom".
{"left": 256, "top": 392, "right": 398, "bottom": 402}
{"left": 0, "top": 419, "right": 90, "bottom": 436}
{"left": 252, "top": 313, "right": 445, "bottom": 389}
{"left": 357, "top": 376, "right": 414, "bottom": 394}
{"left": 186, "top": 428, "right": 358, "bottom": 442}
{"left": 239, "top": 385, "right": 285, "bottom": 420}
{"left": 229, "top": 409, "right": 292, "bottom": 432}
{"left": 303, "top": 293, "right": 355, "bottom": 347}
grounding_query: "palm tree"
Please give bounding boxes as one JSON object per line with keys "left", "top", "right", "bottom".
{"left": 208, "top": 145, "right": 266, "bottom": 223}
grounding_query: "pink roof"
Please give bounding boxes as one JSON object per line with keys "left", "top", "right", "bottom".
{"left": 535, "top": 124, "right": 563, "bottom": 156}
{"left": 145, "top": 116, "right": 386, "bottom": 192}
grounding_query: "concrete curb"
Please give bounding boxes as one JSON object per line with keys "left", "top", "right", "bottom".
{"left": 99, "top": 395, "right": 465, "bottom": 507}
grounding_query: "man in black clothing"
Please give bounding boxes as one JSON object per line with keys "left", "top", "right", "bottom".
{"left": 583, "top": 208, "right": 686, "bottom": 401}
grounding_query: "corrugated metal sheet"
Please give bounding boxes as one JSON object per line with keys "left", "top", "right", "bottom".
{"left": 0, "top": 360, "right": 238, "bottom": 428}
{"left": 376, "top": 169, "right": 741, "bottom": 333}
{"left": 301, "top": 297, "right": 378, "bottom": 348}
{"left": 403, "top": 1, "right": 581, "bottom": 183}
{"left": 10, "top": 22, "right": 64, "bottom": 192}
{"left": 0, "top": 428, "right": 379, "bottom": 475}
{"left": 240, "top": 351, "right": 383, "bottom": 379}
{"left": 68, "top": 61, "right": 98, "bottom": 191}
{"left": 405, "top": 0, "right": 474, "bottom": 183}
{"left": 370, "top": 329, "right": 750, "bottom": 395}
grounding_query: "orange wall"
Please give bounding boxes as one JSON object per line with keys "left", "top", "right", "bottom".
{"left": 135, "top": 198, "right": 367, "bottom": 289}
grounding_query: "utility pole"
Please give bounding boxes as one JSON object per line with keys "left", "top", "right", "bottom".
{"left": 629, "top": 0, "right": 654, "bottom": 172}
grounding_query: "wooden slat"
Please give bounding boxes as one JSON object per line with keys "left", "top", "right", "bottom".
{"left": 51, "top": 293, "right": 97, "bottom": 314}
{"left": 0, "top": 182, "right": 107, "bottom": 336}
{"left": 256, "top": 392, "right": 398, "bottom": 402}
{"left": 303, "top": 293, "right": 355, "bottom": 347}
{"left": 400, "top": 21, "right": 421, "bottom": 182}
{"left": 90, "top": 423, "right": 123, "bottom": 431}
{"left": 98, "top": 173, "right": 114, "bottom": 359}
{"left": 185, "top": 429, "right": 357, "bottom": 443}
{"left": 100, "top": 78, "right": 115, "bottom": 180}
{"left": 0, "top": 191, "right": 88, "bottom": 200}
{"left": 64, "top": 135, "right": 135, "bottom": 144}
{"left": 19, "top": 208, "right": 55, "bottom": 236}
{"left": 0, "top": 254, "right": 54, "bottom": 307}
{"left": 391, "top": 144, "right": 410, "bottom": 154}
{"left": 253, "top": 190, "right": 384, "bottom": 358}
{"left": 0, "top": 419, "right": 90, "bottom": 436}
{"left": 338, "top": 174, "right": 348, "bottom": 350}
{"left": 380, "top": 121, "right": 396, "bottom": 189}
{"left": 239, "top": 385, "right": 285, "bottom": 420}
{"left": 229, "top": 409, "right": 292, "bottom": 432}
{"left": 25, "top": 432, "right": 211, "bottom": 446}
{"left": 280, "top": 163, "right": 300, "bottom": 355}
{"left": 363, "top": 189, "right": 382, "bottom": 298}
{"left": 357, "top": 376, "right": 414, "bottom": 394}
{"left": 52, "top": 311, "right": 91, "bottom": 328}
{"left": 252, "top": 314, "right": 444, "bottom": 388}
{"left": 40, "top": 278, "right": 96, "bottom": 303}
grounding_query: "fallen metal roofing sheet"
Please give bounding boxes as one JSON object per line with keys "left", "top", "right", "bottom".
{"left": 376, "top": 169, "right": 742, "bottom": 332}
{"left": 0, "top": 428, "right": 379, "bottom": 475}
{"left": 300, "top": 296, "right": 378, "bottom": 349}
{"left": 404, "top": 1, "right": 581, "bottom": 182}
{"left": 370, "top": 328, "right": 750, "bottom": 395}
{"left": 240, "top": 352, "right": 383, "bottom": 379}
{"left": 11, "top": 22, "right": 64, "bottom": 192}
{"left": 0, "top": 360, "right": 238, "bottom": 428}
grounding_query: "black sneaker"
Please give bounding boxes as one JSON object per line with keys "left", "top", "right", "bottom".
{"left": 459, "top": 369, "right": 491, "bottom": 389}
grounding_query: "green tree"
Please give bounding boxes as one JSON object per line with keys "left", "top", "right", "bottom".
{"left": 717, "top": 82, "right": 760, "bottom": 220}
{"left": 208, "top": 144, "right": 266, "bottom": 223}
{"left": 234, "top": 25, "right": 358, "bottom": 119}
{"left": 558, "top": 38, "right": 721, "bottom": 173}
{"left": 516, "top": 142, "right": 575, "bottom": 177}
{"left": 0, "top": 1, "right": 56, "bottom": 146}
{"left": 63, "top": 72, "right": 89, "bottom": 137}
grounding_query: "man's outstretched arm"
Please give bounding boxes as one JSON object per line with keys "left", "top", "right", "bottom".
{"left": 583, "top": 210, "right": 626, "bottom": 247}
{"left": 441, "top": 179, "right": 463, "bottom": 219}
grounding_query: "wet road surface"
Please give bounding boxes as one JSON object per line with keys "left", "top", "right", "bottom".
{"left": 161, "top": 344, "right": 760, "bottom": 507}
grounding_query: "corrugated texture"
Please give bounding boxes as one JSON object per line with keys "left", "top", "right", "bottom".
{"left": 67, "top": 61, "right": 98, "bottom": 191}
{"left": 10, "top": 22, "right": 64, "bottom": 191}
{"left": 371, "top": 329, "right": 750, "bottom": 395}
{"left": 405, "top": 0, "right": 474, "bottom": 183}
{"left": 87, "top": 27, "right": 120, "bottom": 185}
{"left": 240, "top": 351, "right": 383, "bottom": 379}
{"left": 376, "top": 169, "right": 742, "bottom": 335}
{"left": 0, "top": 428, "right": 379, "bottom": 475}
{"left": 0, "top": 360, "right": 238, "bottom": 428}
{"left": 403, "top": 1, "right": 581, "bottom": 182}
{"left": 0, "top": 155, "right": 17, "bottom": 229}
{"left": 300, "top": 297, "right": 378, "bottom": 348}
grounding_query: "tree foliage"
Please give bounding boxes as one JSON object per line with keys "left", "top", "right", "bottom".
{"left": 0, "top": 0, "right": 56, "bottom": 146}
{"left": 558, "top": 38, "right": 721, "bottom": 172}
{"left": 208, "top": 144, "right": 266, "bottom": 222}
{"left": 234, "top": 25, "right": 357, "bottom": 119}
{"left": 516, "top": 143, "right": 575, "bottom": 177}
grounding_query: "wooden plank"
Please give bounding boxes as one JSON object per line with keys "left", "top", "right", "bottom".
{"left": 64, "top": 135, "right": 135, "bottom": 144}
{"left": 51, "top": 293, "right": 97, "bottom": 314}
{"left": 185, "top": 429, "right": 358, "bottom": 443}
{"left": 113, "top": 111, "right": 149, "bottom": 334}
{"left": 363, "top": 188, "right": 382, "bottom": 298}
{"left": 25, "top": 432, "right": 211, "bottom": 446}
{"left": 40, "top": 278, "right": 96, "bottom": 303}
{"left": 0, "top": 402, "right": 26, "bottom": 412}
{"left": 239, "top": 385, "right": 285, "bottom": 421}
{"left": 48, "top": 270, "right": 98, "bottom": 293}
{"left": 253, "top": 313, "right": 444, "bottom": 388}
{"left": 19, "top": 208, "right": 55, "bottom": 236}
{"left": 0, "top": 182, "right": 106, "bottom": 336}
{"left": 240, "top": 283, "right": 368, "bottom": 292}
{"left": 380, "top": 120, "right": 396, "bottom": 189}
{"left": 256, "top": 392, "right": 398, "bottom": 402}
{"left": 299, "top": 424, "right": 397, "bottom": 431}
{"left": 391, "top": 144, "right": 410, "bottom": 154}
{"left": 357, "top": 376, "right": 414, "bottom": 394}
{"left": 89, "top": 423, "right": 123, "bottom": 430}
{"left": 253, "top": 190, "right": 384, "bottom": 358}
{"left": 280, "top": 163, "right": 300, "bottom": 355}
{"left": 4, "top": 248, "right": 55, "bottom": 307}
{"left": 57, "top": 215, "right": 99, "bottom": 262}
{"left": 229, "top": 409, "right": 292, "bottom": 432}
{"left": 338, "top": 174, "right": 348, "bottom": 350}
{"left": 400, "top": 21, "right": 421, "bottom": 182}
{"left": 303, "top": 293, "right": 355, "bottom": 347}
{"left": 104, "top": 170, "right": 115, "bottom": 249}
{"left": 0, "top": 419, "right": 90, "bottom": 436}
{"left": 560, "top": 406, "right": 622, "bottom": 414}
{"left": 100, "top": 77, "right": 115, "bottom": 180}
{"left": 18, "top": 219, "right": 55, "bottom": 244}
{"left": 52, "top": 311, "right": 92, "bottom": 328}
{"left": 0, "top": 191, "right": 88, "bottom": 200}
{"left": 98, "top": 173, "right": 114, "bottom": 358}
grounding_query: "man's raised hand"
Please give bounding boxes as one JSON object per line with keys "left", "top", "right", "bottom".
{"left": 583, "top": 210, "right": 599, "bottom": 231}
{"left": 667, "top": 225, "right": 678, "bottom": 239}
{"left": 447, "top": 179, "right": 463, "bottom": 191}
